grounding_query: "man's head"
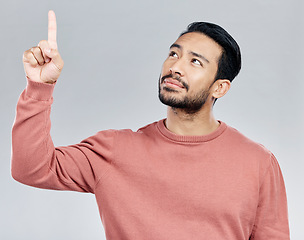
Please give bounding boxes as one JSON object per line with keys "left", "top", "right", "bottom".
{"left": 159, "top": 22, "right": 241, "bottom": 113}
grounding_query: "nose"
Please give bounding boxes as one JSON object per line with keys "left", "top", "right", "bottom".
{"left": 169, "top": 59, "right": 184, "bottom": 77}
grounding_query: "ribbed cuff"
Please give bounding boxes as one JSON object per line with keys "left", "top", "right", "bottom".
{"left": 25, "top": 77, "right": 56, "bottom": 101}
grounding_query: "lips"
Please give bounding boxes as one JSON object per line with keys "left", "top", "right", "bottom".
{"left": 163, "top": 78, "right": 185, "bottom": 89}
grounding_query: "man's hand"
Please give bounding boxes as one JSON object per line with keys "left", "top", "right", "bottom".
{"left": 23, "top": 10, "right": 64, "bottom": 84}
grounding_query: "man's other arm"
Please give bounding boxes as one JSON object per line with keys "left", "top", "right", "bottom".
{"left": 250, "top": 154, "right": 290, "bottom": 239}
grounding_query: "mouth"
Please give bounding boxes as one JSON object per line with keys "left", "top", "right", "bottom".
{"left": 160, "top": 74, "right": 189, "bottom": 91}
{"left": 163, "top": 78, "right": 185, "bottom": 89}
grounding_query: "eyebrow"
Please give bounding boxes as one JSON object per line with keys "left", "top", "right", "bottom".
{"left": 170, "top": 43, "right": 210, "bottom": 64}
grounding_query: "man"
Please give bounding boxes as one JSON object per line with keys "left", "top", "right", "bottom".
{"left": 11, "top": 10, "right": 290, "bottom": 239}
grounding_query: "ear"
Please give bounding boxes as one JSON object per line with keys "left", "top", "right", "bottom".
{"left": 211, "top": 79, "right": 231, "bottom": 99}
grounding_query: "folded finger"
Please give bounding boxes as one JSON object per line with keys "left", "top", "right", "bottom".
{"left": 38, "top": 40, "right": 51, "bottom": 63}
{"left": 31, "top": 47, "right": 45, "bottom": 65}
{"left": 23, "top": 50, "right": 39, "bottom": 67}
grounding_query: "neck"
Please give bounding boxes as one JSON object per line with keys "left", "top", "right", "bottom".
{"left": 165, "top": 105, "right": 219, "bottom": 136}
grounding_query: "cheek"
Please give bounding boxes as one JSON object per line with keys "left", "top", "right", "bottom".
{"left": 207, "top": 64, "right": 219, "bottom": 80}
{"left": 161, "top": 65, "right": 166, "bottom": 75}
{"left": 189, "top": 72, "right": 205, "bottom": 85}
{"left": 192, "top": 68, "right": 216, "bottom": 85}
{"left": 160, "top": 63, "right": 171, "bottom": 78}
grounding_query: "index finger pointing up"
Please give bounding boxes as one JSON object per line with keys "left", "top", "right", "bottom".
{"left": 48, "top": 10, "right": 57, "bottom": 49}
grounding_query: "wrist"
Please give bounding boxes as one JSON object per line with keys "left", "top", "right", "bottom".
{"left": 25, "top": 77, "right": 56, "bottom": 101}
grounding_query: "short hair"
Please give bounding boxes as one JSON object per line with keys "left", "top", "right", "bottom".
{"left": 180, "top": 22, "right": 241, "bottom": 83}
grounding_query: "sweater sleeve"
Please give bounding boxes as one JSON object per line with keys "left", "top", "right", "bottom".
{"left": 11, "top": 79, "right": 115, "bottom": 193}
{"left": 250, "top": 154, "right": 290, "bottom": 239}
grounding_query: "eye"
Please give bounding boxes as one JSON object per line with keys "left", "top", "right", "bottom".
{"left": 191, "top": 58, "right": 202, "bottom": 66}
{"left": 169, "top": 51, "right": 178, "bottom": 58}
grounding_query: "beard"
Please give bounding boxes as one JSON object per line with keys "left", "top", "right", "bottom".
{"left": 158, "top": 74, "right": 211, "bottom": 114}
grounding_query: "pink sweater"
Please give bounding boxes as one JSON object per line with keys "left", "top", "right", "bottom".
{"left": 12, "top": 79, "right": 290, "bottom": 240}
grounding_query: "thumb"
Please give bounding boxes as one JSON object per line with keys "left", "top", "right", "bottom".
{"left": 44, "top": 48, "right": 64, "bottom": 71}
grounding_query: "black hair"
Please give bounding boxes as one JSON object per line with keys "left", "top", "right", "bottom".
{"left": 180, "top": 22, "right": 241, "bottom": 82}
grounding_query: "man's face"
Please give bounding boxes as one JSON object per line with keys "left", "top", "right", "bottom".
{"left": 159, "top": 32, "right": 223, "bottom": 113}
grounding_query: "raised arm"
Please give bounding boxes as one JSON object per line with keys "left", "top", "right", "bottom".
{"left": 11, "top": 11, "right": 115, "bottom": 193}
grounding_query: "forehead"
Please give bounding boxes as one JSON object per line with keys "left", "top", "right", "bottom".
{"left": 173, "top": 32, "right": 223, "bottom": 63}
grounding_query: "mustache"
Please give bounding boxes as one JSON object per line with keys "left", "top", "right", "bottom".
{"left": 160, "top": 74, "right": 189, "bottom": 91}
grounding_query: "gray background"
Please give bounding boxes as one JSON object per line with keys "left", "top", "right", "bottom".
{"left": 1, "top": 0, "right": 303, "bottom": 239}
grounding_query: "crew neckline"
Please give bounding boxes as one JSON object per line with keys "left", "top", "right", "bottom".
{"left": 156, "top": 119, "right": 227, "bottom": 143}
